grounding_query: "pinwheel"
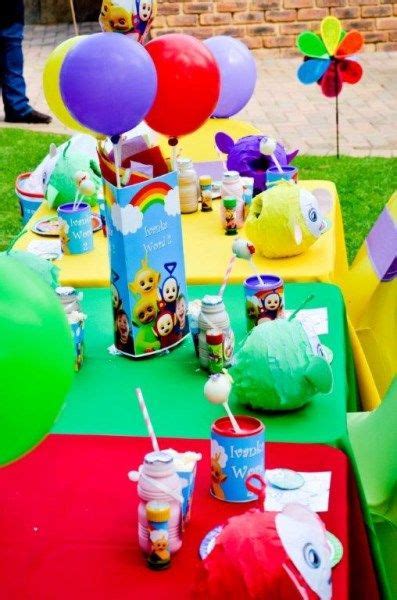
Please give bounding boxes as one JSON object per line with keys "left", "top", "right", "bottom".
{"left": 296, "top": 16, "right": 364, "bottom": 156}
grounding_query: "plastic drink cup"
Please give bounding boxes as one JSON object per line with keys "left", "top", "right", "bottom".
{"left": 164, "top": 449, "right": 201, "bottom": 528}
{"left": 266, "top": 165, "right": 298, "bottom": 188}
{"left": 57, "top": 202, "right": 94, "bottom": 255}
{"left": 15, "top": 172, "right": 44, "bottom": 224}
{"left": 244, "top": 274, "right": 285, "bottom": 330}
{"left": 67, "top": 311, "right": 85, "bottom": 371}
{"left": 211, "top": 416, "right": 265, "bottom": 503}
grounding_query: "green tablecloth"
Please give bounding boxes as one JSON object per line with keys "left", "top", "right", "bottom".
{"left": 54, "top": 282, "right": 356, "bottom": 446}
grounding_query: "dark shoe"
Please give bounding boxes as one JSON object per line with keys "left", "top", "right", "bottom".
{"left": 5, "top": 109, "right": 52, "bottom": 124}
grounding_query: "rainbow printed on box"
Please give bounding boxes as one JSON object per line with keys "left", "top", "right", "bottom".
{"left": 102, "top": 171, "right": 189, "bottom": 358}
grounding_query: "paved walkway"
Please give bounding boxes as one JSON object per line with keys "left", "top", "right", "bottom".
{"left": 1, "top": 23, "right": 396, "bottom": 156}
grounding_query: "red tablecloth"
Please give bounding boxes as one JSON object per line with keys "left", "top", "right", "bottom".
{"left": 0, "top": 435, "right": 379, "bottom": 599}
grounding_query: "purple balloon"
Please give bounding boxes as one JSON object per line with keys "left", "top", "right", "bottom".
{"left": 204, "top": 36, "right": 257, "bottom": 118}
{"left": 60, "top": 33, "right": 157, "bottom": 137}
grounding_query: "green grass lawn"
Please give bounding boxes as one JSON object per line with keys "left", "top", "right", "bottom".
{"left": 1, "top": 128, "right": 396, "bottom": 262}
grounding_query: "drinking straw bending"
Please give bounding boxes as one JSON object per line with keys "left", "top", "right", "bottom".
{"left": 135, "top": 387, "right": 160, "bottom": 452}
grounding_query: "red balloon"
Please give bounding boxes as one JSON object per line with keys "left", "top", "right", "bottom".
{"left": 145, "top": 34, "right": 220, "bottom": 138}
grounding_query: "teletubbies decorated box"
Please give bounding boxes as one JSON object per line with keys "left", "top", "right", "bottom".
{"left": 102, "top": 171, "right": 190, "bottom": 358}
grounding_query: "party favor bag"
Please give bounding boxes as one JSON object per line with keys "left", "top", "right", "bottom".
{"left": 102, "top": 171, "right": 189, "bottom": 358}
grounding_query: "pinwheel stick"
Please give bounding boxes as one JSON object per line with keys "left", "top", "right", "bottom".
{"left": 335, "top": 67, "right": 340, "bottom": 159}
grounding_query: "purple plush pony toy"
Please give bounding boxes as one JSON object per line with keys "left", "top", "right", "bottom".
{"left": 215, "top": 132, "right": 299, "bottom": 195}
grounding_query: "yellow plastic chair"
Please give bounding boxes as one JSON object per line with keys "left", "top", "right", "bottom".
{"left": 342, "top": 193, "right": 397, "bottom": 408}
{"left": 348, "top": 378, "right": 397, "bottom": 598}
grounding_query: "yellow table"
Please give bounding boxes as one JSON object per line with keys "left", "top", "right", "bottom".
{"left": 14, "top": 119, "right": 348, "bottom": 287}
{"left": 15, "top": 179, "right": 347, "bottom": 287}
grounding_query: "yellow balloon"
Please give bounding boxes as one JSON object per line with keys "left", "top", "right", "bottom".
{"left": 42, "top": 36, "right": 97, "bottom": 136}
{"left": 320, "top": 16, "right": 342, "bottom": 57}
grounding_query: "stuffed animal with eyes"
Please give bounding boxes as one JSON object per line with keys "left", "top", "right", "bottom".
{"left": 215, "top": 133, "right": 299, "bottom": 195}
{"left": 230, "top": 318, "right": 333, "bottom": 411}
{"left": 245, "top": 181, "right": 332, "bottom": 258}
{"left": 45, "top": 140, "right": 102, "bottom": 209}
{"left": 193, "top": 504, "right": 332, "bottom": 600}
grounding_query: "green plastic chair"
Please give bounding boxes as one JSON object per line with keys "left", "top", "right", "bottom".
{"left": 348, "top": 377, "right": 397, "bottom": 598}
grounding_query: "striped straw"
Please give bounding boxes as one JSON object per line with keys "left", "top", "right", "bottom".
{"left": 219, "top": 255, "right": 236, "bottom": 298}
{"left": 135, "top": 388, "right": 160, "bottom": 452}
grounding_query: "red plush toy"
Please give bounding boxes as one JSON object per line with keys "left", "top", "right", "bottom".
{"left": 193, "top": 504, "right": 332, "bottom": 600}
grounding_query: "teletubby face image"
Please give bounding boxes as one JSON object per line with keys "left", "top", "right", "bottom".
{"left": 176, "top": 295, "right": 187, "bottom": 328}
{"left": 139, "top": 0, "right": 153, "bottom": 21}
{"left": 117, "top": 311, "right": 130, "bottom": 342}
{"left": 264, "top": 292, "right": 281, "bottom": 312}
{"left": 155, "top": 312, "right": 174, "bottom": 337}
{"left": 130, "top": 259, "right": 160, "bottom": 296}
{"left": 133, "top": 297, "right": 158, "bottom": 326}
{"left": 111, "top": 283, "right": 120, "bottom": 309}
{"left": 162, "top": 277, "right": 178, "bottom": 304}
{"left": 246, "top": 298, "right": 260, "bottom": 320}
{"left": 100, "top": 1, "right": 132, "bottom": 32}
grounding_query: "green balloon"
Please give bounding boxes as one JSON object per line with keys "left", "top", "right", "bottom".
{"left": 0, "top": 255, "right": 75, "bottom": 466}
{"left": 297, "top": 31, "right": 328, "bottom": 58}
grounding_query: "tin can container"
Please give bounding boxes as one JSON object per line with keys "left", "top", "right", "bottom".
{"left": 266, "top": 165, "right": 298, "bottom": 188}
{"left": 244, "top": 274, "right": 285, "bottom": 330}
{"left": 210, "top": 416, "right": 265, "bottom": 503}
{"left": 57, "top": 202, "right": 94, "bottom": 255}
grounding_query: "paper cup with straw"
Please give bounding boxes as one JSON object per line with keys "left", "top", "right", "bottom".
{"left": 57, "top": 202, "right": 94, "bottom": 255}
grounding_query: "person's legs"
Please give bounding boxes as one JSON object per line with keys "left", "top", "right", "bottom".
{"left": 0, "top": 21, "right": 31, "bottom": 117}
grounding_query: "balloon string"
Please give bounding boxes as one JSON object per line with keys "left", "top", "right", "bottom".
{"left": 114, "top": 139, "right": 121, "bottom": 189}
{"left": 172, "top": 144, "right": 177, "bottom": 172}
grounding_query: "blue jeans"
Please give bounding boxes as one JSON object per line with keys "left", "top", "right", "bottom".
{"left": 0, "top": 22, "right": 31, "bottom": 117}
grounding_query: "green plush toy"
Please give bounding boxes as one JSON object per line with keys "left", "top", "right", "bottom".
{"left": 245, "top": 181, "right": 332, "bottom": 258}
{"left": 230, "top": 318, "right": 333, "bottom": 411}
{"left": 45, "top": 140, "right": 102, "bottom": 209}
